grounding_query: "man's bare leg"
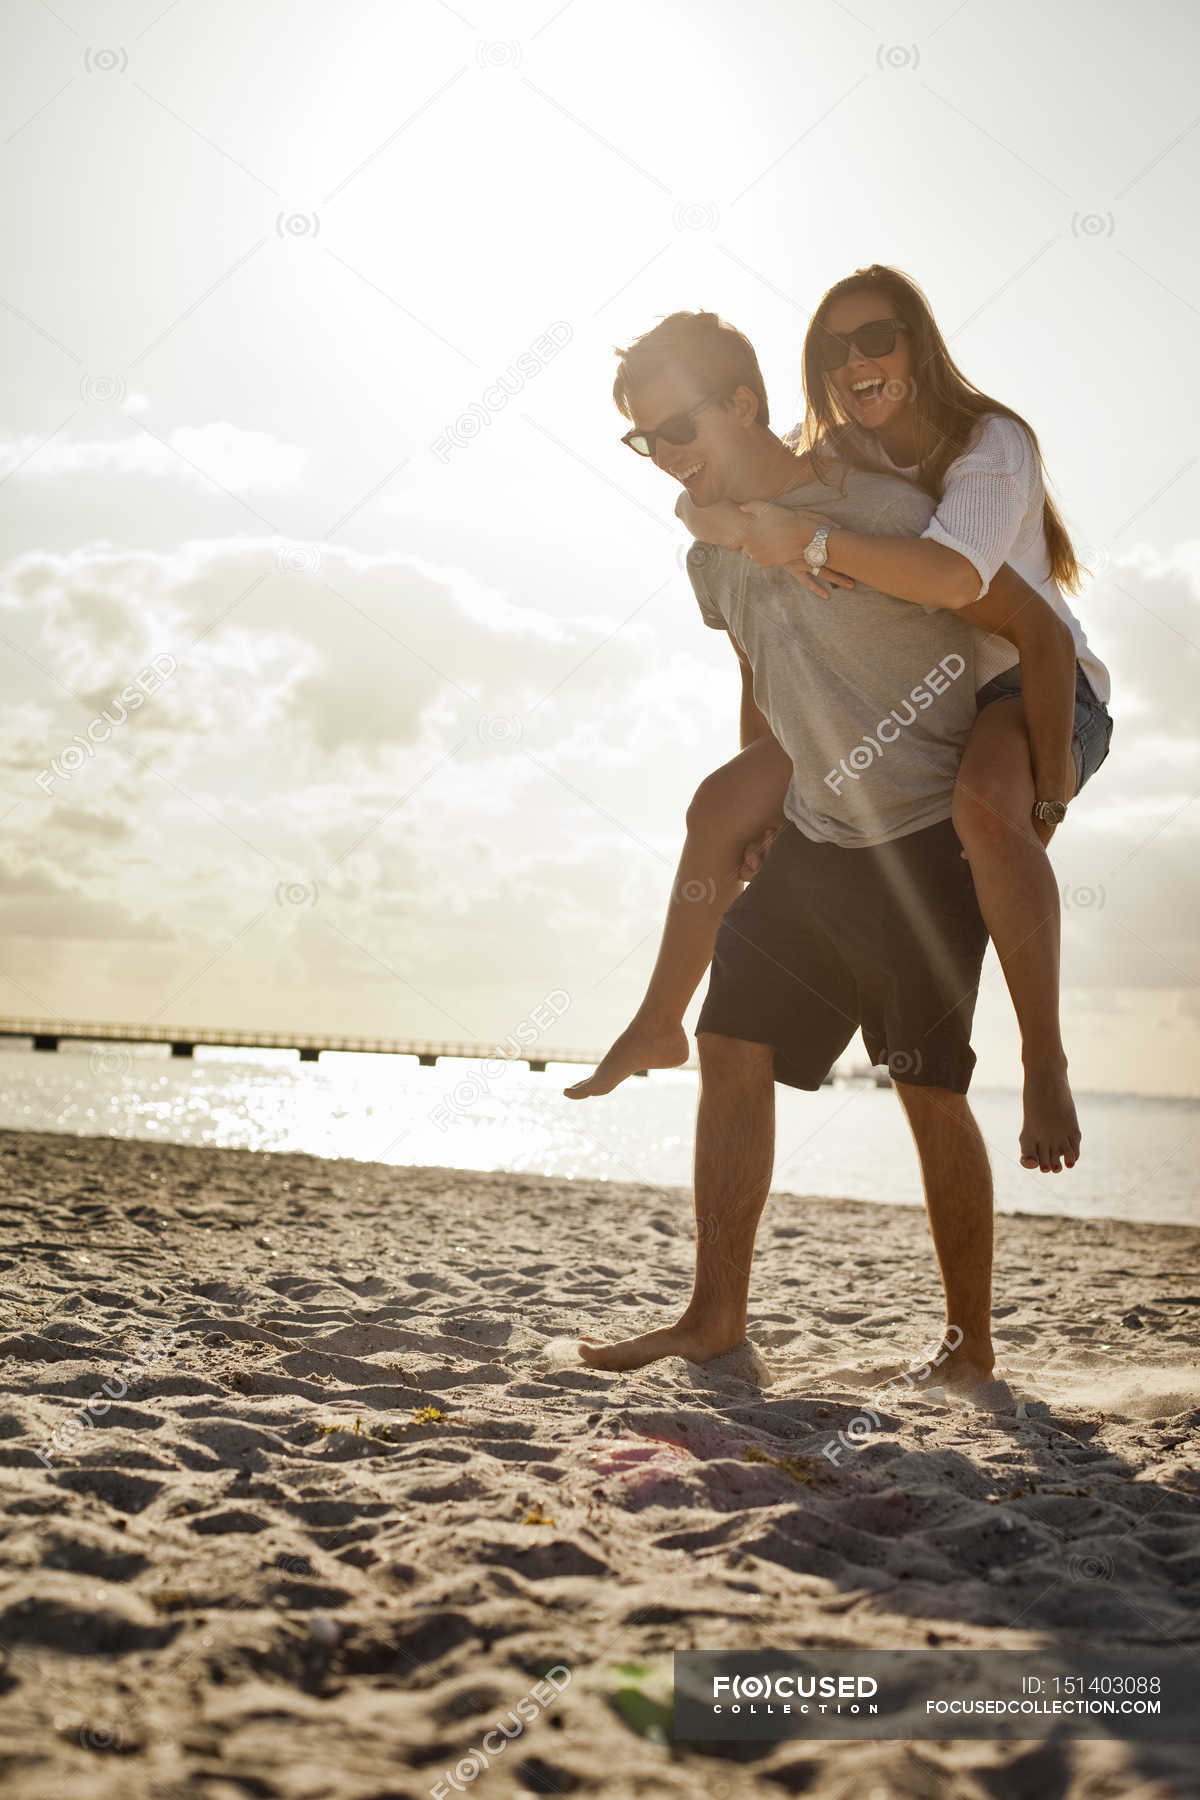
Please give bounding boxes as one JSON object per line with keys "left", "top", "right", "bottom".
{"left": 892, "top": 1080, "right": 996, "bottom": 1390}
{"left": 579, "top": 1033, "right": 775, "bottom": 1370}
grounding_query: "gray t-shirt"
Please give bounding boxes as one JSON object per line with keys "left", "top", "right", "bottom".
{"left": 687, "top": 468, "right": 981, "bottom": 848}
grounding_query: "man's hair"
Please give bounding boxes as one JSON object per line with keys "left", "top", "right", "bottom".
{"left": 612, "top": 310, "right": 770, "bottom": 427}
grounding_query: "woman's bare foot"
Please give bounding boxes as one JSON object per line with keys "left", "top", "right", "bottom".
{"left": 563, "top": 1020, "right": 689, "bottom": 1099}
{"left": 1020, "top": 1062, "right": 1080, "bottom": 1173}
{"left": 578, "top": 1314, "right": 744, "bottom": 1372}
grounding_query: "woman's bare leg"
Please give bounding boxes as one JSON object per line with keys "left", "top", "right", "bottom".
{"left": 564, "top": 735, "right": 792, "bottom": 1099}
{"left": 952, "top": 698, "right": 1080, "bottom": 1173}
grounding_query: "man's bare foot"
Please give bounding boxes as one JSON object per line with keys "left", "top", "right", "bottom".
{"left": 563, "top": 1021, "right": 689, "bottom": 1099}
{"left": 885, "top": 1335, "right": 996, "bottom": 1397}
{"left": 1020, "top": 1063, "right": 1080, "bottom": 1173}
{"left": 578, "top": 1315, "right": 743, "bottom": 1372}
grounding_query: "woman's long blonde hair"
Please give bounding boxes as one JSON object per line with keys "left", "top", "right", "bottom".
{"left": 796, "top": 264, "right": 1082, "bottom": 594}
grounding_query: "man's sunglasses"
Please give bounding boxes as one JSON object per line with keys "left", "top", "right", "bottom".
{"left": 621, "top": 392, "right": 724, "bottom": 458}
{"left": 812, "top": 317, "right": 909, "bottom": 372}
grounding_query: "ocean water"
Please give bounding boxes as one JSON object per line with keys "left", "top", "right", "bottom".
{"left": 0, "top": 1042, "right": 1195, "bottom": 1228}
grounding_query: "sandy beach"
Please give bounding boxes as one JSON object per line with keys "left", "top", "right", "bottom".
{"left": 0, "top": 1124, "right": 1197, "bottom": 1798}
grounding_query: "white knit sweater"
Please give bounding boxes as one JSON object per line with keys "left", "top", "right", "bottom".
{"left": 805, "top": 413, "right": 1111, "bottom": 704}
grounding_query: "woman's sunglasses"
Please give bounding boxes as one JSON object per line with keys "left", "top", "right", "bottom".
{"left": 812, "top": 317, "right": 909, "bottom": 372}
{"left": 621, "top": 392, "right": 724, "bottom": 458}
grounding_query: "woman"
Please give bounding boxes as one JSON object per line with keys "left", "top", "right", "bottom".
{"left": 565, "top": 265, "right": 1112, "bottom": 1176}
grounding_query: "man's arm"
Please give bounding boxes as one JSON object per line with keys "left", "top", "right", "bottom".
{"left": 959, "top": 564, "right": 1076, "bottom": 814}
{"left": 728, "top": 632, "right": 789, "bottom": 879}
{"left": 729, "top": 631, "right": 776, "bottom": 751}
{"left": 677, "top": 489, "right": 747, "bottom": 549}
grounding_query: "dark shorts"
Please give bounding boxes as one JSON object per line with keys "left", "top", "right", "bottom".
{"left": 696, "top": 816, "right": 989, "bottom": 1094}
{"left": 975, "top": 660, "right": 1114, "bottom": 793}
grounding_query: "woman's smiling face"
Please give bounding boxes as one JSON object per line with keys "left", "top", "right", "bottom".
{"left": 821, "top": 289, "right": 915, "bottom": 432}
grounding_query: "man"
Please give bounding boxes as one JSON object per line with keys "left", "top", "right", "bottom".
{"left": 578, "top": 311, "right": 1073, "bottom": 1393}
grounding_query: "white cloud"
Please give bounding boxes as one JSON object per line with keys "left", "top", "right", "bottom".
{"left": 0, "top": 534, "right": 1195, "bottom": 1094}
{"left": 0, "top": 857, "right": 172, "bottom": 943}
{"left": 0, "top": 423, "right": 308, "bottom": 493}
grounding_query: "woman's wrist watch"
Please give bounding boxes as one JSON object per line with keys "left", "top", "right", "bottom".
{"left": 804, "top": 525, "right": 831, "bottom": 574}
{"left": 1032, "top": 798, "right": 1068, "bottom": 826}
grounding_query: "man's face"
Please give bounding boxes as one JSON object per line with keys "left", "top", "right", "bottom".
{"left": 625, "top": 365, "right": 753, "bottom": 507}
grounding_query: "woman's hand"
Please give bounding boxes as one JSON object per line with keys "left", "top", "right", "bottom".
{"left": 738, "top": 500, "right": 856, "bottom": 597}
{"left": 737, "top": 822, "right": 783, "bottom": 881}
{"left": 737, "top": 499, "right": 817, "bottom": 567}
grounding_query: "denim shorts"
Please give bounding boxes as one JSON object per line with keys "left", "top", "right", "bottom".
{"left": 975, "top": 661, "right": 1114, "bottom": 794}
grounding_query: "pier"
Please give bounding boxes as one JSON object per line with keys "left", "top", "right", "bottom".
{"left": 0, "top": 1016, "right": 663, "bottom": 1073}
{"left": 0, "top": 1020, "right": 895, "bottom": 1085}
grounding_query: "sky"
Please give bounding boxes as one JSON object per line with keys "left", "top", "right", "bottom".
{"left": 1, "top": 0, "right": 1198, "bottom": 1097}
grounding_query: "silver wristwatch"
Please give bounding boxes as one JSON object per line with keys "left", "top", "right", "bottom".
{"left": 804, "top": 524, "right": 831, "bottom": 574}
{"left": 1032, "top": 798, "right": 1068, "bottom": 826}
